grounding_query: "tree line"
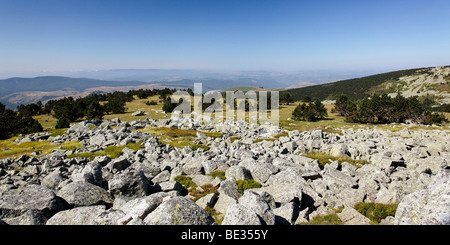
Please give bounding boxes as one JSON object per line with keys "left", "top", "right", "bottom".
{"left": 0, "top": 88, "right": 178, "bottom": 139}
{"left": 291, "top": 98, "right": 328, "bottom": 122}
{"left": 161, "top": 91, "right": 280, "bottom": 114}
{"left": 0, "top": 102, "right": 43, "bottom": 140}
{"left": 290, "top": 92, "right": 447, "bottom": 125}
{"left": 333, "top": 93, "right": 447, "bottom": 125}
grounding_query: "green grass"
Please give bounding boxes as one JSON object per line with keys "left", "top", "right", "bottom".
{"left": 301, "top": 213, "right": 344, "bottom": 225}
{"left": 189, "top": 184, "right": 219, "bottom": 202}
{"left": 60, "top": 141, "right": 84, "bottom": 151}
{"left": 254, "top": 132, "right": 290, "bottom": 143}
{"left": 203, "top": 131, "right": 224, "bottom": 138}
{"left": 354, "top": 202, "right": 398, "bottom": 225}
{"left": 204, "top": 206, "right": 223, "bottom": 224}
{"left": 174, "top": 175, "right": 197, "bottom": 189}
{"left": 139, "top": 126, "right": 210, "bottom": 151}
{"left": 303, "top": 150, "right": 370, "bottom": 168}
{"left": 103, "top": 95, "right": 171, "bottom": 122}
{"left": 301, "top": 202, "right": 397, "bottom": 225}
{"left": 279, "top": 103, "right": 358, "bottom": 133}
{"left": 33, "top": 114, "right": 58, "bottom": 130}
{"left": 33, "top": 94, "right": 450, "bottom": 135}
{"left": 280, "top": 102, "right": 450, "bottom": 133}
{"left": 66, "top": 142, "right": 144, "bottom": 160}
{"left": 47, "top": 128, "right": 68, "bottom": 137}
{"left": 235, "top": 179, "right": 262, "bottom": 195}
{"left": 208, "top": 170, "right": 226, "bottom": 180}
{"left": 0, "top": 138, "right": 82, "bottom": 160}
{"left": 229, "top": 136, "right": 241, "bottom": 143}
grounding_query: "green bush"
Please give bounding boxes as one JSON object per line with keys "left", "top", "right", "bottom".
{"left": 235, "top": 179, "right": 262, "bottom": 195}
{"left": 209, "top": 170, "right": 226, "bottom": 180}
{"left": 145, "top": 101, "right": 158, "bottom": 105}
{"left": 55, "top": 116, "right": 70, "bottom": 129}
{"left": 344, "top": 92, "right": 447, "bottom": 125}
{"left": 354, "top": 202, "right": 398, "bottom": 224}
{"left": 0, "top": 102, "right": 44, "bottom": 139}
{"left": 174, "top": 175, "right": 197, "bottom": 189}
{"left": 292, "top": 99, "right": 328, "bottom": 122}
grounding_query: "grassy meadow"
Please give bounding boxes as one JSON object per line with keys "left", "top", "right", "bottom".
{"left": 0, "top": 94, "right": 446, "bottom": 161}
{"left": 32, "top": 95, "right": 450, "bottom": 133}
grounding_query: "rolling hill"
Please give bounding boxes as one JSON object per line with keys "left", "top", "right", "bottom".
{"left": 0, "top": 76, "right": 151, "bottom": 109}
{"left": 0, "top": 75, "right": 289, "bottom": 109}
{"left": 281, "top": 66, "right": 450, "bottom": 104}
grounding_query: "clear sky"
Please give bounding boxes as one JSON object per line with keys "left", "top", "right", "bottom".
{"left": 1, "top": 0, "right": 449, "bottom": 75}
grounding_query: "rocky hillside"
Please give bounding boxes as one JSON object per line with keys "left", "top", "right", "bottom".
{"left": 283, "top": 66, "right": 450, "bottom": 104}
{"left": 0, "top": 117, "right": 449, "bottom": 225}
{"left": 378, "top": 66, "right": 450, "bottom": 104}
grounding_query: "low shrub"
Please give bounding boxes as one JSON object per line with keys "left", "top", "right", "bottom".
{"left": 354, "top": 202, "right": 398, "bottom": 224}
{"left": 301, "top": 213, "right": 344, "bottom": 225}
{"left": 303, "top": 150, "right": 370, "bottom": 168}
{"left": 235, "top": 179, "right": 262, "bottom": 195}
{"left": 209, "top": 170, "right": 226, "bottom": 180}
{"left": 174, "top": 175, "right": 197, "bottom": 189}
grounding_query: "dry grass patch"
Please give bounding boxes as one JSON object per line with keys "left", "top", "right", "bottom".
{"left": 66, "top": 142, "right": 144, "bottom": 160}
{"left": 0, "top": 138, "right": 82, "bottom": 160}
{"left": 303, "top": 150, "right": 370, "bottom": 168}
{"left": 139, "top": 126, "right": 210, "bottom": 151}
{"left": 103, "top": 95, "right": 170, "bottom": 122}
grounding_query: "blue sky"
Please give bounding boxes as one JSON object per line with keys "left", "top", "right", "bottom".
{"left": 1, "top": 0, "right": 449, "bottom": 75}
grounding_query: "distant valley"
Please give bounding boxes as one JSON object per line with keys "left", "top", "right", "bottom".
{"left": 0, "top": 69, "right": 363, "bottom": 109}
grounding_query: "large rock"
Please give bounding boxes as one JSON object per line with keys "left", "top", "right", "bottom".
{"left": 266, "top": 168, "right": 305, "bottom": 186}
{"left": 254, "top": 183, "right": 303, "bottom": 206}
{"left": 182, "top": 159, "right": 204, "bottom": 175}
{"left": 106, "top": 156, "right": 131, "bottom": 173}
{"left": 195, "top": 193, "right": 219, "bottom": 209}
{"left": 2, "top": 210, "right": 48, "bottom": 225}
{"left": 71, "top": 161, "right": 104, "bottom": 187}
{"left": 108, "top": 169, "right": 150, "bottom": 200}
{"left": 214, "top": 193, "right": 237, "bottom": 215}
{"left": 46, "top": 205, "right": 125, "bottom": 225}
{"left": 0, "top": 185, "right": 66, "bottom": 219}
{"left": 238, "top": 190, "right": 275, "bottom": 225}
{"left": 41, "top": 168, "right": 64, "bottom": 190}
{"left": 218, "top": 177, "right": 242, "bottom": 200}
{"left": 225, "top": 165, "right": 251, "bottom": 181}
{"left": 239, "top": 159, "right": 278, "bottom": 184}
{"left": 337, "top": 206, "right": 372, "bottom": 225}
{"left": 322, "top": 167, "right": 358, "bottom": 189}
{"left": 57, "top": 181, "right": 113, "bottom": 207}
{"left": 394, "top": 170, "right": 450, "bottom": 225}
{"left": 143, "top": 197, "right": 216, "bottom": 225}
{"left": 119, "top": 192, "right": 168, "bottom": 221}
{"left": 221, "top": 204, "right": 263, "bottom": 225}
{"left": 89, "top": 134, "right": 107, "bottom": 146}
{"left": 273, "top": 202, "right": 300, "bottom": 225}
{"left": 330, "top": 143, "right": 349, "bottom": 157}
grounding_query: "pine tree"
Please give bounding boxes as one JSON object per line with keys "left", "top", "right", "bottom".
{"left": 292, "top": 100, "right": 327, "bottom": 122}
{"left": 55, "top": 116, "right": 70, "bottom": 129}
{"left": 334, "top": 94, "right": 349, "bottom": 116}
{"left": 85, "top": 101, "right": 104, "bottom": 120}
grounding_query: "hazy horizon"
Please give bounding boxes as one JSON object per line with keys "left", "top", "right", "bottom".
{"left": 0, "top": 67, "right": 406, "bottom": 89}
{"left": 1, "top": 0, "right": 449, "bottom": 77}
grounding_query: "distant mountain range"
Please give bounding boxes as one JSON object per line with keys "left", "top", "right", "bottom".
{"left": 0, "top": 77, "right": 150, "bottom": 109}
{"left": 2, "top": 66, "right": 447, "bottom": 109}
{"left": 0, "top": 69, "right": 364, "bottom": 109}
{"left": 0, "top": 75, "right": 285, "bottom": 109}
